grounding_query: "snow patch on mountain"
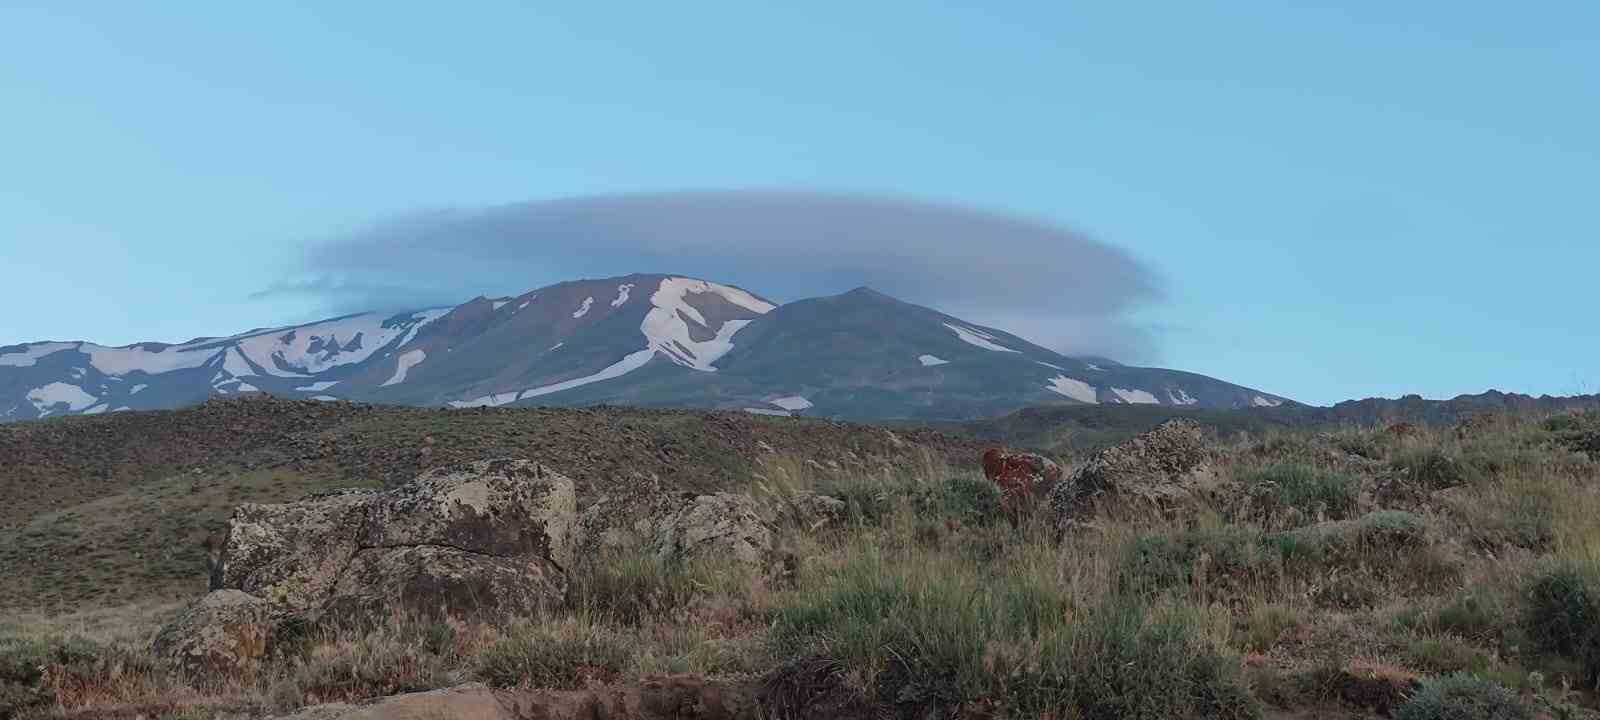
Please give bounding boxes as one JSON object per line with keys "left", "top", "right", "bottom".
{"left": 1085, "top": 363, "right": 1105, "bottom": 371}
{"left": 769, "top": 395, "right": 813, "bottom": 411}
{"left": 1253, "top": 395, "right": 1283, "bottom": 407}
{"left": 919, "top": 354, "right": 949, "bottom": 366}
{"left": 382, "top": 350, "right": 426, "bottom": 387}
{"left": 1046, "top": 376, "right": 1098, "bottom": 403}
{"left": 642, "top": 278, "right": 770, "bottom": 371}
{"left": 130, "top": 384, "right": 148, "bottom": 395}
{"left": 573, "top": 297, "right": 594, "bottom": 319}
{"left": 1111, "top": 388, "right": 1161, "bottom": 404}
{"left": 0, "top": 342, "right": 76, "bottom": 367}
{"left": 295, "top": 381, "right": 340, "bottom": 392}
{"left": 27, "top": 382, "right": 99, "bottom": 415}
{"left": 943, "top": 323, "right": 1018, "bottom": 353}
{"left": 449, "top": 348, "right": 657, "bottom": 408}
{"left": 612, "top": 283, "right": 634, "bottom": 307}
{"left": 549, "top": 343, "right": 564, "bottom": 351}
{"left": 1037, "top": 361, "right": 1064, "bottom": 371}
{"left": 82, "top": 404, "right": 108, "bottom": 415}
{"left": 744, "top": 408, "right": 791, "bottom": 416}
{"left": 1169, "top": 388, "right": 1199, "bottom": 405}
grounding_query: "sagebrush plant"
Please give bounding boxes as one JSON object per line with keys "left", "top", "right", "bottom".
{"left": 1522, "top": 556, "right": 1600, "bottom": 688}
{"left": 1237, "top": 463, "right": 1360, "bottom": 529}
{"left": 1395, "top": 673, "right": 1533, "bottom": 720}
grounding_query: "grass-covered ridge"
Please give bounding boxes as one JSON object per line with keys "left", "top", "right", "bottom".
{"left": 5, "top": 410, "right": 1600, "bottom": 718}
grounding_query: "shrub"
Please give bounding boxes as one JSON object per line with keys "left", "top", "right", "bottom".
{"left": 1239, "top": 464, "right": 1360, "bottom": 528}
{"left": 1119, "top": 526, "right": 1279, "bottom": 597}
{"left": 566, "top": 551, "right": 744, "bottom": 625}
{"left": 1522, "top": 560, "right": 1600, "bottom": 686}
{"left": 1394, "top": 673, "right": 1532, "bottom": 720}
{"left": 771, "top": 547, "right": 1259, "bottom": 719}
{"left": 477, "top": 623, "right": 633, "bottom": 689}
{"left": 1394, "top": 594, "right": 1506, "bottom": 642}
{"left": 1392, "top": 448, "right": 1473, "bottom": 491}
{"left": 0, "top": 636, "right": 115, "bottom": 717}
{"left": 1404, "top": 637, "right": 1497, "bottom": 675}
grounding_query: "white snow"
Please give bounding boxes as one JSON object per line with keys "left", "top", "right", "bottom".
{"left": 1253, "top": 395, "right": 1283, "bottom": 408}
{"left": 492, "top": 299, "right": 510, "bottom": 310}
{"left": 1036, "top": 361, "right": 1064, "bottom": 371}
{"left": 27, "top": 382, "right": 99, "bottom": 414}
{"left": 381, "top": 349, "right": 426, "bottom": 387}
{"left": 69, "top": 367, "right": 85, "bottom": 379}
{"left": 81, "top": 404, "right": 108, "bottom": 415}
{"left": 234, "top": 382, "right": 259, "bottom": 393}
{"left": 1045, "top": 376, "right": 1099, "bottom": 403}
{"left": 612, "top": 283, "right": 634, "bottom": 307}
{"left": 1111, "top": 387, "right": 1162, "bottom": 405}
{"left": 112, "top": 406, "right": 132, "bottom": 412}
{"left": 744, "top": 408, "right": 791, "bottom": 417}
{"left": 943, "top": 323, "right": 1018, "bottom": 353}
{"left": 919, "top": 354, "right": 950, "bottom": 367}
{"left": 79, "top": 343, "right": 215, "bottom": 375}
{"left": 769, "top": 395, "right": 813, "bottom": 411}
{"left": 0, "top": 342, "right": 75, "bottom": 367}
{"left": 450, "top": 348, "right": 657, "bottom": 408}
{"left": 1169, "top": 388, "right": 1199, "bottom": 405}
{"left": 129, "top": 384, "right": 148, "bottom": 395}
{"left": 221, "top": 347, "right": 255, "bottom": 376}
{"left": 446, "top": 278, "right": 775, "bottom": 407}
{"left": 310, "top": 395, "right": 339, "bottom": 402}
{"left": 549, "top": 343, "right": 564, "bottom": 351}
{"left": 295, "top": 381, "right": 340, "bottom": 392}
{"left": 1085, "top": 363, "right": 1105, "bottom": 371}
{"left": 227, "top": 309, "right": 448, "bottom": 377}
{"left": 516, "top": 301, "right": 531, "bottom": 311}
{"left": 572, "top": 297, "right": 594, "bottom": 319}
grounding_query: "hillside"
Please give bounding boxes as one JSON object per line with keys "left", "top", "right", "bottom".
{"left": 0, "top": 274, "right": 1289, "bottom": 423}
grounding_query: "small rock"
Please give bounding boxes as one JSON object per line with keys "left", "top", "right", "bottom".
{"left": 151, "top": 590, "right": 274, "bottom": 676}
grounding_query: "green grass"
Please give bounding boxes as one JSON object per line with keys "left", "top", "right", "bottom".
{"left": 1395, "top": 673, "right": 1533, "bottom": 720}
{"left": 1237, "top": 463, "right": 1361, "bottom": 529}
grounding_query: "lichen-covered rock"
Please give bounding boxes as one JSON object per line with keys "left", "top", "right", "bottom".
{"left": 982, "top": 449, "right": 1063, "bottom": 526}
{"left": 220, "top": 490, "right": 375, "bottom": 611}
{"left": 575, "top": 473, "right": 677, "bottom": 559}
{"left": 655, "top": 493, "right": 775, "bottom": 569}
{"left": 361, "top": 459, "right": 577, "bottom": 571}
{"left": 323, "top": 545, "right": 566, "bottom": 626}
{"left": 150, "top": 590, "right": 274, "bottom": 675}
{"left": 1048, "top": 419, "right": 1215, "bottom": 527}
{"left": 789, "top": 492, "right": 847, "bottom": 532}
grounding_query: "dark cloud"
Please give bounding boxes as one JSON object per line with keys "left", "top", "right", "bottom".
{"left": 260, "top": 190, "right": 1168, "bottom": 360}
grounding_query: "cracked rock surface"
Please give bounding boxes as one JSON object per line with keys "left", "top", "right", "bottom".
{"left": 153, "top": 459, "right": 575, "bottom": 664}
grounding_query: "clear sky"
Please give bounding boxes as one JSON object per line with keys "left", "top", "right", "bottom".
{"left": 2, "top": 2, "right": 1596, "bottom": 406}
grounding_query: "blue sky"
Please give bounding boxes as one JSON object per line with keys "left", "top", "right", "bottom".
{"left": 2, "top": 2, "right": 1596, "bottom": 406}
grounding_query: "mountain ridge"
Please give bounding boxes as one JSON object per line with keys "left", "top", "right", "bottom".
{"left": 0, "top": 273, "right": 1288, "bottom": 422}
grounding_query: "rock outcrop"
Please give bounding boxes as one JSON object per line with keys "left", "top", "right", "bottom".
{"left": 577, "top": 476, "right": 777, "bottom": 573}
{"left": 150, "top": 589, "right": 275, "bottom": 675}
{"left": 272, "top": 678, "right": 759, "bottom": 720}
{"left": 154, "top": 459, "right": 576, "bottom": 669}
{"left": 1047, "top": 419, "right": 1215, "bottom": 527}
{"left": 981, "top": 448, "right": 1063, "bottom": 526}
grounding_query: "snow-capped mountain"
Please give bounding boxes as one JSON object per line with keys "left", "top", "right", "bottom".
{"left": 0, "top": 274, "right": 1289, "bottom": 422}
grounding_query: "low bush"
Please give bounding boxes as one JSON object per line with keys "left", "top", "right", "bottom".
{"left": 566, "top": 551, "right": 746, "bottom": 625}
{"left": 1119, "top": 526, "right": 1280, "bottom": 597}
{"left": 477, "top": 623, "right": 634, "bottom": 689}
{"left": 1238, "top": 464, "right": 1360, "bottom": 529}
{"left": 1394, "top": 673, "right": 1532, "bottom": 720}
{"left": 1392, "top": 448, "right": 1473, "bottom": 491}
{"left": 1522, "top": 559, "right": 1600, "bottom": 686}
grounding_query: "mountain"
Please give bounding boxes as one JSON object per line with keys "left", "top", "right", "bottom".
{"left": 0, "top": 274, "right": 1290, "bottom": 422}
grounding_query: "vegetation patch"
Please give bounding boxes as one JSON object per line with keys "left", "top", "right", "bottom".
{"left": 1394, "top": 673, "right": 1532, "bottom": 720}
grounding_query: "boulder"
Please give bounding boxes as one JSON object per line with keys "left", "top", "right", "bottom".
{"left": 789, "top": 492, "right": 847, "bottom": 532}
{"left": 361, "top": 458, "right": 577, "bottom": 571}
{"left": 150, "top": 590, "right": 274, "bottom": 676}
{"left": 654, "top": 493, "right": 775, "bottom": 569}
{"left": 982, "top": 449, "right": 1063, "bottom": 526}
{"left": 171, "top": 459, "right": 577, "bottom": 651}
{"left": 577, "top": 482, "right": 777, "bottom": 573}
{"left": 1047, "top": 419, "right": 1214, "bottom": 527}
{"left": 220, "top": 490, "right": 375, "bottom": 612}
{"left": 324, "top": 545, "right": 566, "bottom": 626}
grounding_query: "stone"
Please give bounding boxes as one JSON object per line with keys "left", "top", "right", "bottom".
{"left": 654, "top": 493, "right": 775, "bottom": 569}
{"left": 1047, "top": 419, "right": 1214, "bottom": 527}
{"left": 981, "top": 449, "right": 1063, "bottom": 526}
{"left": 150, "top": 590, "right": 274, "bottom": 676}
{"left": 361, "top": 458, "right": 577, "bottom": 571}
{"left": 323, "top": 545, "right": 566, "bottom": 626}
{"left": 219, "top": 490, "right": 375, "bottom": 612}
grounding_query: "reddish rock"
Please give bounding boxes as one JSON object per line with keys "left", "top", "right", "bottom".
{"left": 981, "top": 448, "right": 1063, "bottom": 526}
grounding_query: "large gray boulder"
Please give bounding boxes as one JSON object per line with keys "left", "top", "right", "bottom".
{"left": 577, "top": 479, "right": 776, "bottom": 573}
{"left": 150, "top": 589, "right": 275, "bottom": 676}
{"left": 159, "top": 459, "right": 578, "bottom": 667}
{"left": 1048, "top": 419, "right": 1216, "bottom": 527}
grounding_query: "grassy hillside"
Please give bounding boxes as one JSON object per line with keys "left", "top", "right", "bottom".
{"left": 6, "top": 400, "right": 1600, "bottom": 718}
{"left": 0, "top": 396, "right": 985, "bottom": 613}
